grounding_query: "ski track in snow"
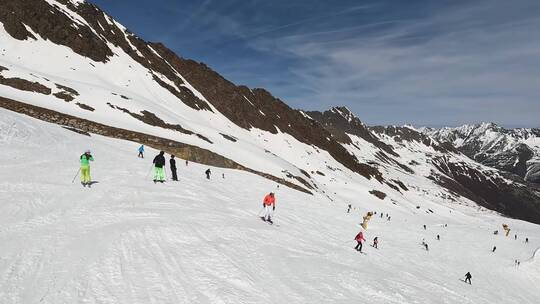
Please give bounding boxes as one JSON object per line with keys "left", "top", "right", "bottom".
{"left": 1, "top": 110, "right": 540, "bottom": 303}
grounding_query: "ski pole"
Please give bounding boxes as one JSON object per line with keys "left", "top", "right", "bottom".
{"left": 145, "top": 164, "right": 154, "bottom": 179}
{"left": 71, "top": 168, "right": 81, "bottom": 183}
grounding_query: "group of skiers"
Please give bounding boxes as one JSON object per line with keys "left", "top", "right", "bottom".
{"left": 77, "top": 145, "right": 219, "bottom": 186}
{"left": 77, "top": 145, "right": 278, "bottom": 224}
{"left": 77, "top": 145, "right": 532, "bottom": 283}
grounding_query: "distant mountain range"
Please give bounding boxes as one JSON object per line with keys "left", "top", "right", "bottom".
{"left": 423, "top": 123, "right": 540, "bottom": 183}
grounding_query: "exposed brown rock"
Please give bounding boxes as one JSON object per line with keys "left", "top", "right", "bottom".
{"left": 220, "top": 133, "right": 237, "bottom": 142}
{"left": 0, "top": 75, "right": 51, "bottom": 95}
{"left": 369, "top": 190, "right": 387, "bottom": 200}
{"left": 55, "top": 83, "right": 79, "bottom": 96}
{"left": 54, "top": 91, "right": 75, "bottom": 102}
{"left": 75, "top": 102, "right": 94, "bottom": 111}
{"left": 107, "top": 102, "right": 212, "bottom": 143}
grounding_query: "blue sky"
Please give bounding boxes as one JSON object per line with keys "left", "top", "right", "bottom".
{"left": 91, "top": 0, "right": 540, "bottom": 127}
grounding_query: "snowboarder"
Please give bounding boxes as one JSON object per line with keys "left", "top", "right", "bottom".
{"left": 138, "top": 145, "right": 144, "bottom": 158}
{"left": 464, "top": 272, "right": 472, "bottom": 284}
{"left": 205, "top": 168, "right": 211, "bottom": 179}
{"left": 152, "top": 151, "right": 166, "bottom": 183}
{"left": 80, "top": 150, "right": 94, "bottom": 187}
{"left": 354, "top": 231, "right": 366, "bottom": 252}
{"left": 170, "top": 155, "right": 178, "bottom": 181}
{"left": 492, "top": 246, "right": 497, "bottom": 253}
{"left": 372, "top": 236, "right": 379, "bottom": 249}
{"left": 259, "top": 192, "right": 276, "bottom": 224}
{"left": 437, "top": 234, "right": 440, "bottom": 241}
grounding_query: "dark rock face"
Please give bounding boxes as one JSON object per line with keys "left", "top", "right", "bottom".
{"left": 307, "top": 107, "right": 398, "bottom": 157}
{"left": 0, "top": 75, "right": 51, "bottom": 95}
{"left": 369, "top": 190, "right": 387, "bottom": 200}
{"left": 0, "top": 96, "right": 311, "bottom": 194}
{"left": 106, "top": 103, "right": 212, "bottom": 143}
{"left": 430, "top": 156, "right": 540, "bottom": 224}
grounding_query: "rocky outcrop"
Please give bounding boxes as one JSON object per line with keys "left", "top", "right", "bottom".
{"left": 430, "top": 155, "right": 540, "bottom": 224}
{"left": 307, "top": 107, "right": 398, "bottom": 157}
{"left": 0, "top": 75, "right": 51, "bottom": 95}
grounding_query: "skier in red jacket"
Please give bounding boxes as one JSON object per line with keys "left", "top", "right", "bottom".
{"left": 259, "top": 192, "right": 276, "bottom": 224}
{"left": 354, "top": 231, "right": 366, "bottom": 252}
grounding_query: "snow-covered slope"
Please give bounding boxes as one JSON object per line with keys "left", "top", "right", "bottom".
{"left": 423, "top": 123, "right": 540, "bottom": 183}
{"left": 2, "top": 108, "right": 540, "bottom": 304}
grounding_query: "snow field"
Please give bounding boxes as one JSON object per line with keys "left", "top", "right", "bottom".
{"left": 0, "top": 109, "right": 539, "bottom": 303}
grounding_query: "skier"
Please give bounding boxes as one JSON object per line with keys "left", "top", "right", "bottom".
{"left": 380, "top": 213, "right": 384, "bottom": 218}
{"left": 387, "top": 216, "right": 391, "bottom": 221}
{"left": 515, "top": 234, "right": 517, "bottom": 240}
{"left": 525, "top": 237, "right": 529, "bottom": 243}
{"left": 437, "top": 234, "right": 440, "bottom": 241}
{"left": 185, "top": 159, "right": 189, "bottom": 166}
{"left": 170, "top": 155, "right": 178, "bottom": 181}
{"left": 152, "top": 151, "right": 166, "bottom": 183}
{"left": 493, "top": 230, "right": 499, "bottom": 235}
{"left": 372, "top": 236, "right": 379, "bottom": 249}
{"left": 222, "top": 173, "right": 225, "bottom": 179}
{"left": 205, "top": 168, "right": 211, "bottom": 179}
{"left": 80, "top": 150, "right": 94, "bottom": 187}
{"left": 347, "top": 204, "right": 352, "bottom": 213}
{"left": 492, "top": 246, "right": 497, "bottom": 253}
{"left": 354, "top": 231, "right": 366, "bottom": 252}
{"left": 423, "top": 224, "right": 427, "bottom": 230}
{"left": 424, "top": 243, "right": 429, "bottom": 251}
{"left": 138, "top": 145, "right": 144, "bottom": 158}
{"left": 259, "top": 192, "right": 276, "bottom": 224}
{"left": 464, "top": 272, "right": 472, "bottom": 284}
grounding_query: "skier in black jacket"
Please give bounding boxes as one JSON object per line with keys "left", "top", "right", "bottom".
{"left": 152, "top": 151, "right": 166, "bottom": 183}
{"left": 464, "top": 272, "right": 472, "bottom": 284}
{"left": 170, "top": 155, "right": 178, "bottom": 181}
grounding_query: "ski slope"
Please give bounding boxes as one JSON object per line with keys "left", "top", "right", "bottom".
{"left": 1, "top": 109, "right": 540, "bottom": 303}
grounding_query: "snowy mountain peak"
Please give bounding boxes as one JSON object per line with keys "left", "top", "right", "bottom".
{"left": 330, "top": 106, "right": 356, "bottom": 123}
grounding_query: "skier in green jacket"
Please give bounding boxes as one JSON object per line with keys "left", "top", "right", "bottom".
{"left": 80, "top": 150, "right": 94, "bottom": 187}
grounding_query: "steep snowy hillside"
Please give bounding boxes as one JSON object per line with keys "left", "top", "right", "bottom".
{"left": 423, "top": 123, "right": 540, "bottom": 183}
{"left": 2, "top": 108, "right": 540, "bottom": 304}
